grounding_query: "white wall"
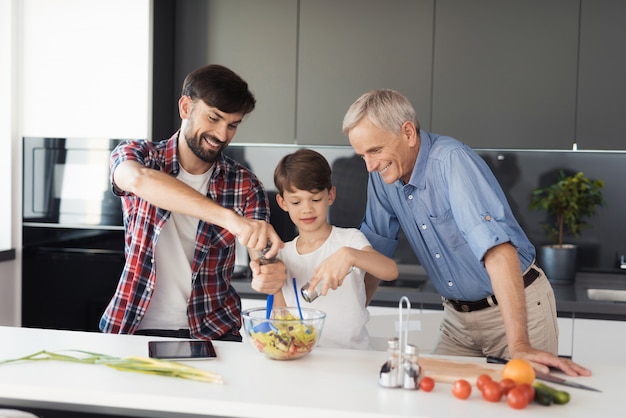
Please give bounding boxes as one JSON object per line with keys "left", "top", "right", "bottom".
{"left": 0, "top": 0, "right": 18, "bottom": 326}
{"left": 0, "top": 0, "right": 151, "bottom": 326}
{"left": 20, "top": 0, "right": 151, "bottom": 138}
{"left": 0, "top": 0, "right": 14, "bottom": 252}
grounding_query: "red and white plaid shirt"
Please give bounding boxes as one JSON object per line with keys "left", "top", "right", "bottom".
{"left": 99, "top": 133, "right": 269, "bottom": 339}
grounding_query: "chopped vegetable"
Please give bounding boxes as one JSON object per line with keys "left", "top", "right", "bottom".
{"left": 248, "top": 311, "right": 319, "bottom": 360}
{"left": 0, "top": 350, "right": 223, "bottom": 384}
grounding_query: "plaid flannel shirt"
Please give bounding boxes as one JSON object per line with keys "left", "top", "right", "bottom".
{"left": 99, "top": 133, "right": 269, "bottom": 339}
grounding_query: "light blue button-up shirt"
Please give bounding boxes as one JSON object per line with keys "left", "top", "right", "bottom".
{"left": 361, "top": 130, "right": 535, "bottom": 301}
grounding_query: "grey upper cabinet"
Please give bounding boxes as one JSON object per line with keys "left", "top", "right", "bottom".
{"left": 297, "top": 0, "right": 434, "bottom": 145}
{"left": 204, "top": 0, "right": 299, "bottom": 144}
{"left": 431, "top": 0, "right": 580, "bottom": 149}
{"left": 576, "top": 0, "right": 626, "bottom": 150}
{"left": 169, "top": 0, "right": 625, "bottom": 150}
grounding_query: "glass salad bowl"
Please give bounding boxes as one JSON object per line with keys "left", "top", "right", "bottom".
{"left": 241, "top": 307, "right": 326, "bottom": 360}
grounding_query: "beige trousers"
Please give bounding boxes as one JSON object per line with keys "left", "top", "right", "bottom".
{"left": 432, "top": 268, "right": 559, "bottom": 358}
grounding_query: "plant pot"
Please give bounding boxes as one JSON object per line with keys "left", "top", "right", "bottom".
{"left": 537, "top": 244, "right": 578, "bottom": 284}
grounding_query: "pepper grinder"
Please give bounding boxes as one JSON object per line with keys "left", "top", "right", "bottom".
{"left": 258, "top": 241, "right": 277, "bottom": 265}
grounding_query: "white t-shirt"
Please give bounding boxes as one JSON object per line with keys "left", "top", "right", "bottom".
{"left": 138, "top": 165, "right": 213, "bottom": 330}
{"left": 279, "top": 226, "right": 372, "bottom": 350}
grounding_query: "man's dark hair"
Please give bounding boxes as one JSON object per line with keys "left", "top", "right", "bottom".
{"left": 274, "top": 149, "right": 333, "bottom": 196}
{"left": 181, "top": 64, "right": 256, "bottom": 115}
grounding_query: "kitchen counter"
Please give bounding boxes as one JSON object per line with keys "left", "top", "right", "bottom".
{"left": 232, "top": 270, "right": 626, "bottom": 320}
{"left": 0, "top": 326, "right": 614, "bottom": 418}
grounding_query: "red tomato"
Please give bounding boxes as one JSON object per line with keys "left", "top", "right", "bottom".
{"left": 499, "top": 378, "right": 517, "bottom": 395}
{"left": 476, "top": 374, "right": 493, "bottom": 392}
{"left": 516, "top": 383, "right": 535, "bottom": 403}
{"left": 481, "top": 380, "right": 503, "bottom": 402}
{"left": 451, "top": 379, "right": 472, "bottom": 400}
{"left": 507, "top": 387, "right": 530, "bottom": 410}
{"left": 420, "top": 377, "right": 435, "bottom": 392}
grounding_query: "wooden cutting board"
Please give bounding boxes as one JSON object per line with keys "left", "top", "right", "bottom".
{"left": 418, "top": 357, "right": 502, "bottom": 383}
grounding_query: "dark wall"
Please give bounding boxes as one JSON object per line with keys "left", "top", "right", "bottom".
{"left": 227, "top": 144, "right": 626, "bottom": 274}
{"left": 152, "top": 0, "right": 210, "bottom": 140}
{"left": 151, "top": 0, "right": 176, "bottom": 141}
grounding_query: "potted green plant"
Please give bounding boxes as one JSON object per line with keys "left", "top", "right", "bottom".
{"left": 529, "top": 170, "right": 605, "bottom": 283}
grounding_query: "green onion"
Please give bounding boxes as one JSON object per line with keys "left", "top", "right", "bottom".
{"left": 0, "top": 350, "right": 223, "bottom": 384}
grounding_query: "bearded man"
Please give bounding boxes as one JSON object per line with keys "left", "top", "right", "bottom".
{"left": 100, "top": 65, "right": 285, "bottom": 341}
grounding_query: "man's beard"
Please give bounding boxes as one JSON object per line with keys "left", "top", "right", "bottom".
{"left": 185, "top": 133, "right": 223, "bottom": 164}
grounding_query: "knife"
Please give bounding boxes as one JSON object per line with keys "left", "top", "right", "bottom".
{"left": 486, "top": 356, "right": 602, "bottom": 392}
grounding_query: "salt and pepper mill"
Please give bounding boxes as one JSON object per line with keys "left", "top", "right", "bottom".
{"left": 378, "top": 296, "right": 423, "bottom": 390}
{"left": 378, "top": 337, "right": 401, "bottom": 388}
{"left": 401, "top": 344, "right": 423, "bottom": 390}
{"left": 258, "top": 240, "right": 277, "bottom": 265}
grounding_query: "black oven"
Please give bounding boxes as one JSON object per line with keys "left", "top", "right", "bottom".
{"left": 22, "top": 137, "right": 128, "bottom": 332}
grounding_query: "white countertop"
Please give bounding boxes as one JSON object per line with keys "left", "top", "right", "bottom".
{"left": 0, "top": 326, "right": 614, "bottom": 418}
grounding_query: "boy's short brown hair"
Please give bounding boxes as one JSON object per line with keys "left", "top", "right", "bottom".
{"left": 274, "top": 149, "right": 332, "bottom": 195}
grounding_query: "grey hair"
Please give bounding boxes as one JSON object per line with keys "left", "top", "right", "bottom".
{"left": 342, "top": 89, "right": 419, "bottom": 135}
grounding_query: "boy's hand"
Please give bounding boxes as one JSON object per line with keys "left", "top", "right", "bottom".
{"left": 307, "top": 248, "right": 355, "bottom": 297}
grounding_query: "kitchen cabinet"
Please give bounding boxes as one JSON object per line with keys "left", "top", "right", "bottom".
{"left": 21, "top": 229, "right": 125, "bottom": 333}
{"left": 557, "top": 316, "right": 574, "bottom": 358}
{"left": 367, "top": 305, "right": 443, "bottom": 353}
{"left": 576, "top": 0, "right": 626, "bottom": 150}
{"left": 296, "top": 0, "right": 434, "bottom": 145}
{"left": 366, "top": 305, "right": 574, "bottom": 358}
{"left": 21, "top": 248, "right": 123, "bottom": 332}
{"left": 572, "top": 318, "right": 626, "bottom": 366}
{"left": 166, "top": 0, "right": 626, "bottom": 149}
{"left": 199, "top": 0, "right": 433, "bottom": 146}
{"left": 202, "top": 0, "right": 298, "bottom": 144}
{"left": 431, "top": 0, "right": 579, "bottom": 149}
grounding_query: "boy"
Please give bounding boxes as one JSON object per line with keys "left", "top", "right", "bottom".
{"left": 272, "top": 149, "right": 398, "bottom": 349}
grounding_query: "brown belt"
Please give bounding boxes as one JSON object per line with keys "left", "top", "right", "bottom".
{"left": 446, "top": 265, "right": 541, "bottom": 313}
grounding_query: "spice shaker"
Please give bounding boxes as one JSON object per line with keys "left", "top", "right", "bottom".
{"left": 300, "top": 281, "right": 320, "bottom": 303}
{"left": 301, "top": 266, "right": 356, "bottom": 303}
{"left": 378, "top": 337, "right": 401, "bottom": 388}
{"left": 401, "top": 344, "right": 422, "bottom": 390}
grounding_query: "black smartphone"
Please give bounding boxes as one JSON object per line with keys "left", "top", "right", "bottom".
{"left": 148, "top": 340, "right": 217, "bottom": 360}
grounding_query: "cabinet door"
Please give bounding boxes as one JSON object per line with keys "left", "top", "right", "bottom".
{"left": 367, "top": 306, "right": 444, "bottom": 353}
{"left": 22, "top": 250, "right": 123, "bottom": 332}
{"left": 368, "top": 307, "right": 575, "bottom": 357}
{"left": 203, "top": 0, "right": 298, "bottom": 144}
{"left": 297, "top": 0, "right": 434, "bottom": 145}
{"left": 432, "top": 0, "right": 579, "bottom": 149}
{"left": 572, "top": 318, "right": 626, "bottom": 366}
{"left": 557, "top": 316, "right": 574, "bottom": 358}
{"left": 576, "top": 0, "right": 626, "bottom": 150}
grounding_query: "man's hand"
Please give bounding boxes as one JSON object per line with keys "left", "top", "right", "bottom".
{"left": 511, "top": 348, "right": 592, "bottom": 377}
{"left": 249, "top": 258, "right": 287, "bottom": 295}
{"left": 228, "top": 215, "right": 283, "bottom": 259}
